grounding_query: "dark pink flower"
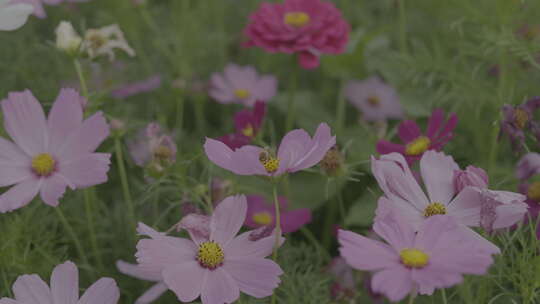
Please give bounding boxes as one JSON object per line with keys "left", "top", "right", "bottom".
{"left": 243, "top": 0, "right": 350, "bottom": 69}
{"left": 218, "top": 101, "right": 266, "bottom": 149}
{"left": 376, "top": 109, "right": 457, "bottom": 164}
{"left": 243, "top": 195, "right": 311, "bottom": 234}
{"left": 499, "top": 97, "right": 540, "bottom": 152}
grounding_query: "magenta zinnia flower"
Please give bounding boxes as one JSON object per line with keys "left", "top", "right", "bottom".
{"left": 219, "top": 101, "right": 266, "bottom": 149}
{"left": 135, "top": 195, "right": 284, "bottom": 304}
{"left": 244, "top": 0, "right": 350, "bottom": 69}
{"left": 205, "top": 122, "right": 335, "bottom": 177}
{"left": 0, "top": 89, "right": 110, "bottom": 213}
{"left": 244, "top": 194, "right": 311, "bottom": 235}
{"left": 372, "top": 151, "right": 527, "bottom": 252}
{"left": 343, "top": 77, "right": 404, "bottom": 122}
{"left": 0, "top": 261, "right": 119, "bottom": 304}
{"left": 209, "top": 64, "right": 277, "bottom": 107}
{"left": 116, "top": 260, "right": 167, "bottom": 304}
{"left": 338, "top": 213, "right": 495, "bottom": 302}
{"left": 376, "top": 109, "right": 457, "bottom": 164}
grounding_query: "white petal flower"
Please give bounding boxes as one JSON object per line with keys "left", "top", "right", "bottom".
{"left": 82, "top": 24, "right": 136, "bottom": 61}
{"left": 0, "top": 0, "right": 33, "bottom": 31}
{"left": 55, "top": 21, "right": 82, "bottom": 54}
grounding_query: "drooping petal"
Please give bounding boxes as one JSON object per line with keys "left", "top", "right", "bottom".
{"left": 57, "top": 153, "right": 110, "bottom": 189}
{"left": 47, "top": 89, "right": 84, "bottom": 153}
{"left": 412, "top": 267, "right": 462, "bottom": 296}
{"left": 177, "top": 213, "right": 210, "bottom": 244}
{"left": 39, "top": 174, "right": 68, "bottom": 207}
{"left": 50, "top": 261, "right": 78, "bottom": 304}
{"left": 0, "top": 178, "right": 41, "bottom": 213}
{"left": 419, "top": 151, "right": 459, "bottom": 205}
{"left": 370, "top": 267, "right": 413, "bottom": 302}
{"left": 223, "top": 258, "right": 282, "bottom": 298}
{"left": 338, "top": 229, "right": 399, "bottom": 271}
{"left": 134, "top": 283, "right": 168, "bottom": 304}
{"left": 13, "top": 274, "right": 52, "bottom": 304}
{"left": 56, "top": 112, "right": 109, "bottom": 161}
{"left": 200, "top": 268, "right": 240, "bottom": 304}
{"left": 1, "top": 90, "right": 47, "bottom": 156}
{"left": 77, "top": 278, "right": 119, "bottom": 304}
{"left": 210, "top": 195, "right": 247, "bottom": 246}
{"left": 162, "top": 262, "right": 205, "bottom": 303}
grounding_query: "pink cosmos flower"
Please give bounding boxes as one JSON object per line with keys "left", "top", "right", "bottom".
{"left": 128, "top": 122, "right": 176, "bottom": 168}
{"left": 204, "top": 122, "right": 335, "bottom": 177}
{"left": 111, "top": 75, "right": 162, "bottom": 99}
{"left": 343, "top": 77, "right": 404, "bottom": 122}
{"left": 453, "top": 165, "right": 489, "bottom": 193}
{"left": 219, "top": 101, "right": 267, "bottom": 149}
{"left": 376, "top": 109, "right": 457, "bottom": 164}
{"left": 209, "top": 64, "right": 277, "bottom": 107}
{"left": 116, "top": 260, "right": 168, "bottom": 304}
{"left": 338, "top": 213, "right": 495, "bottom": 302}
{"left": 244, "top": 0, "right": 350, "bottom": 69}
{"left": 244, "top": 194, "right": 311, "bottom": 236}
{"left": 371, "top": 151, "right": 528, "bottom": 252}
{"left": 135, "top": 195, "right": 284, "bottom": 304}
{"left": 0, "top": 261, "right": 119, "bottom": 304}
{"left": 516, "top": 152, "right": 540, "bottom": 180}
{"left": 11, "top": 0, "right": 89, "bottom": 18}
{"left": 499, "top": 97, "right": 540, "bottom": 152}
{"left": 0, "top": 89, "right": 110, "bottom": 213}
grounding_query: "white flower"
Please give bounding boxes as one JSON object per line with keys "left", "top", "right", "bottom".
{"left": 0, "top": 0, "right": 33, "bottom": 31}
{"left": 55, "top": 21, "right": 82, "bottom": 54}
{"left": 82, "top": 24, "right": 136, "bottom": 61}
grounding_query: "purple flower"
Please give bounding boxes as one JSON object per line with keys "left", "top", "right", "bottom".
{"left": 209, "top": 64, "right": 277, "bottom": 107}
{"left": 204, "top": 123, "right": 335, "bottom": 177}
{"left": 454, "top": 165, "right": 489, "bottom": 193}
{"left": 338, "top": 213, "right": 496, "bottom": 302}
{"left": 128, "top": 122, "right": 177, "bottom": 168}
{"left": 499, "top": 97, "right": 540, "bottom": 151}
{"left": 0, "top": 89, "right": 110, "bottom": 212}
{"left": 516, "top": 152, "right": 540, "bottom": 180}
{"left": 218, "top": 101, "right": 266, "bottom": 149}
{"left": 376, "top": 109, "right": 457, "bottom": 164}
{"left": 243, "top": 195, "right": 311, "bottom": 234}
{"left": 343, "top": 77, "right": 404, "bottom": 122}
{"left": 116, "top": 261, "right": 167, "bottom": 304}
{"left": 326, "top": 257, "right": 356, "bottom": 301}
{"left": 111, "top": 75, "right": 162, "bottom": 99}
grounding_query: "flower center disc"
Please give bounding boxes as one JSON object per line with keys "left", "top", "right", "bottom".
{"left": 284, "top": 12, "right": 311, "bottom": 28}
{"left": 154, "top": 145, "right": 173, "bottom": 160}
{"left": 405, "top": 136, "right": 431, "bottom": 156}
{"left": 259, "top": 152, "right": 280, "bottom": 173}
{"left": 197, "top": 241, "right": 224, "bottom": 270}
{"left": 31, "top": 153, "right": 56, "bottom": 176}
{"left": 423, "top": 202, "right": 447, "bottom": 217}
{"left": 242, "top": 124, "right": 254, "bottom": 137}
{"left": 253, "top": 212, "right": 273, "bottom": 225}
{"left": 514, "top": 108, "right": 529, "bottom": 129}
{"left": 367, "top": 96, "right": 380, "bottom": 107}
{"left": 86, "top": 31, "right": 107, "bottom": 49}
{"left": 527, "top": 181, "right": 540, "bottom": 202}
{"left": 234, "top": 89, "right": 251, "bottom": 100}
{"left": 400, "top": 248, "right": 429, "bottom": 268}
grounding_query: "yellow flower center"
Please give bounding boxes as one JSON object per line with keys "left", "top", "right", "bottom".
{"left": 405, "top": 136, "right": 431, "bottom": 156}
{"left": 514, "top": 108, "right": 529, "bottom": 129}
{"left": 153, "top": 145, "right": 173, "bottom": 160}
{"left": 242, "top": 124, "right": 254, "bottom": 137}
{"left": 400, "top": 248, "right": 429, "bottom": 268}
{"left": 527, "top": 181, "right": 540, "bottom": 202}
{"left": 31, "top": 153, "right": 56, "bottom": 176}
{"left": 86, "top": 31, "right": 107, "bottom": 50}
{"left": 367, "top": 96, "right": 380, "bottom": 107}
{"left": 197, "top": 241, "right": 224, "bottom": 269}
{"left": 253, "top": 211, "right": 273, "bottom": 225}
{"left": 259, "top": 151, "right": 280, "bottom": 174}
{"left": 234, "top": 89, "right": 251, "bottom": 100}
{"left": 423, "top": 202, "right": 447, "bottom": 217}
{"left": 284, "top": 12, "right": 311, "bottom": 28}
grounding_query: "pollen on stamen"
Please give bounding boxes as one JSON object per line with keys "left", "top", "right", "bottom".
{"left": 259, "top": 151, "right": 280, "bottom": 174}
{"left": 423, "top": 202, "right": 447, "bottom": 217}
{"left": 234, "top": 89, "right": 251, "bottom": 100}
{"left": 400, "top": 248, "right": 429, "bottom": 268}
{"left": 527, "top": 181, "right": 540, "bottom": 202}
{"left": 367, "top": 96, "right": 380, "bottom": 107}
{"left": 284, "top": 12, "right": 311, "bottom": 28}
{"left": 405, "top": 136, "right": 431, "bottom": 156}
{"left": 31, "top": 153, "right": 56, "bottom": 176}
{"left": 197, "top": 241, "right": 224, "bottom": 270}
{"left": 242, "top": 124, "right": 254, "bottom": 137}
{"left": 253, "top": 212, "right": 273, "bottom": 225}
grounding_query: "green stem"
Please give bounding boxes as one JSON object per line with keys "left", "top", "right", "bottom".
{"left": 55, "top": 207, "right": 89, "bottom": 267}
{"left": 407, "top": 293, "right": 415, "bottom": 304}
{"left": 285, "top": 65, "right": 298, "bottom": 131}
{"left": 398, "top": 0, "right": 408, "bottom": 54}
{"left": 300, "top": 227, "right": 331, "bottom": 262}
{"left": 114, "top": 138, "right": 136, "bottom": 238}
{"left": 335, "top": 80, "right": 346, "bottom": 137}
{"left": 337, "top": 186, "right": 347, "bottom": 229}
{"left": 73, "top": 59, "right": 89, "bottom": 98}
{"left": 441, "top": 288, "right": 448, "bottom": 304}
{"left": 195, "top": 95, "right": 206, "bottom": 135}
{"left": 176, "top": 94, "right": 185, "bottom": 141}
{"left": 83, "top": 188, "right": 103, "bottom": 269}
{"left": 271, "top": 183, "right": 282, "bottom": 261}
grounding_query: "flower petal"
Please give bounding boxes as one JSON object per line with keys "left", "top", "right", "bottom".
{"left": 77, "top": 278, "right": 119, "bottom": 304}
{"left": 447, "top": 187, "right": 482, "bottom": 227}
{"left": 13, "top": 274, "right": 52, "bottom": 304}
{"left": 210, "top": 195, "right": 247, "bottom": 246}
{"left": 58, "top": 153, "right": 111, "bottom": 189}
{"left": 338, "top": 229, "right": 399, "bottom": 271}
{"left": 373, "top": 209, "right": 416, "bottom": 250}
{"left": 398, "top": 120, "right": 422, "bottom": 143}
{"left": 419, "top": 151, "right": 459, "bottom": 205}
{"left": 47, "top": 89, "right": 84, "bottom": 153}
{"left": 370, "top": 267, "right": 413, "bottom": 302}
{"left": 51, "top": 261, "right": 78, "bottom": 304}
{"left": 162, "top": 262, "right": 205, "bottom": 303}
{"left": 204, "top": 138, "right": 266, "bottom": 175}
{"left": 56, "top": 112, "right": 109, "bottom": 161}
{"left": 39, "top": 175, "right": 68, "bottom": 207}
{"left": 0, "top": 137, "right": 31, "bottom": 187}
{"left": 200, "top": 268, "right": 240, "bottom": 304}
{"left": 0, "top": 178, "right": 41, "bottom": 213}
{"left": 225, "top": 230, "right": 277, "bottom": 259}
{"left": 222, "top": 258, "right": 282, "bottom": 298}
{"left": 0, "top": 2, "right": 33, "bottom": 31}
{"left": 134, "top": 283, "right": 168, "bottom": 304}
{"left": 115, "top": 260, "right": 161, "bottom": 282}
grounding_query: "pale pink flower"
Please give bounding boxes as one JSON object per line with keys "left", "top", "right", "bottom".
{"left": 128, "top": 122, "right": 176, "bottom": 168}
{"left": 116, "top": 261, "right": 168, "bottom": 304}
{"left": 0, "top": 89, "right": 110, "bottom": 213}
{"left": 135, "top": 195, "right": 284, "bottom": 304}
{"left": 0, "top": 0, "right": 33, "bottom": 31}
{"left": 516, "top": 152, "right": 540, "bottom": 180}
{"left": 0, "top": 261, "right": 119, "bottom": 304}
{"left": 453, "top": 165, "right": 489, "bottom": 193}
{"left": 339, "top": 213, "right": 495, "bottom": 302}
{"left": 204, "top": 122, "right": 335, "bottom": 177}
{"left": 209, "top": 64, "right": 277, "bottom": 107}
{"left": 10, "top": 0, "right": 89, "bottom": 19}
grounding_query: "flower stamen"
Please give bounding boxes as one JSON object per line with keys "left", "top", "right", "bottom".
{"left": 423, "top": 202, "right": 447, "bottom": 217}
{"left": 514, "top": 108, "right": 529, "bottom": 129}
{"left": 253, "top": 212, "right": 273, "bottom": 225}
{"left": 400, "top": 248, "right": 429, "bottom": 268}
{"left": 31, "top": 153, "right": 56, "bottom": 176}
{"left": 197, "top": 241, "right": 224, "bottom": 270}
{"left": 242, "top": 124, "right": 254, "bottom": 137}
{"left": 367, "top": 96, "right": 380, "bottom": 107}
{"left": 527, "top": 181, "right": 540, "bottom": 202}
{"left": 284, "top": 12, "right": 311, "bottom": 28}
{"left": 405, "top": 136, "right": 431, "bottom": 156}
{"left": 234, "top": 89, "right": 251, "bottom": 100}
{"left": 259, "top": 151, "right": 280, "bottom": 174}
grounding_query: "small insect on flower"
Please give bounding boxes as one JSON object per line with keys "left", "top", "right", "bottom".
{"left": 0, "top": 89, "right": 111, "bottom": 213}
{"left": 1, "top": 261, "right": 120, "bottom": 304}
{"left": 135, "top": 195, "right": 284, "bottom": 304}
{"left": 81, "top": 24, "right": 135, "bottom": 61}
{"left": 338, "top": 212, "right": 496, "bottom": 302}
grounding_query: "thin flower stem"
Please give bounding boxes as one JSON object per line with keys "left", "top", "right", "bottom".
{"left": 407, "top": 293, "right": 415, "bottom": 304}
{"left": 73, "top": 59, "right": 89, "bottom": 98}
{"left": 271, "top": 182, "right": 282, "bottom": 261}
{"left": 55, "top": 207, "right": 89, "bottom": 267}
{"left": 114, "top": 137, "right": 137, "bottom": 239}
{"left": 285, "top": 64, "right": 298, "bottom": 131}
{"left": 335, "top": 79, "right": 346, "bottom": 137}
{"left": 441, "top": 288, "right": 448, "bottom": 304}
{"left": 398, "top": 0, "right": 408, "bottom": 54}
{"left": 83, "top": 188, "right": 103, "bottom": 269}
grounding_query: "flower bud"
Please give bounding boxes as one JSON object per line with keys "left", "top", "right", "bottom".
{"left": 55, "top": 21, "right": 82, "bottom": 55}
{"left": 320, "top": 145, "right": 344, "bottom": 176}
{"left": 454, "top": 166, "right": 489, "bottom": 193}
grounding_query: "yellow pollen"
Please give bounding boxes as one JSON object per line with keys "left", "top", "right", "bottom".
{"left": 197, "top": 241, "right": 224, "bottom": 269}
{"left": 400, "top": 248, "right": 429, "bottom": 268}
{"left": 242, "top": 124, "right": 254, "bottom": 137}
{"left": 234, "top": 89, "right": 251, "bottom": 100}
{"left": 405, "top": 136, "right": 431, "bottom": 156}
{"left": 253, "top": 212, "right": 273, "bottom": 225}
{"left": 259, "top": 151, "right": 280, "bottom": 174}
{"left": 367, "top": 96, "right": 381, "bottom": 107}
{"left": 423, "top": 202, "right": 447, "bottom": 217}
{"left": 527, "top": 181, "right": 540, "bottom": 202}
{"left": 284, "top": 12, "right": 311, "bottom": 28}
{"left": 31, "top": 153, "right": 56, "bottom": 176}
{"left": 153, "top": 145, "right": 172, "bottom": 160}
{"left": 514, "top": 108, "right": 529, "bottom": 129}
